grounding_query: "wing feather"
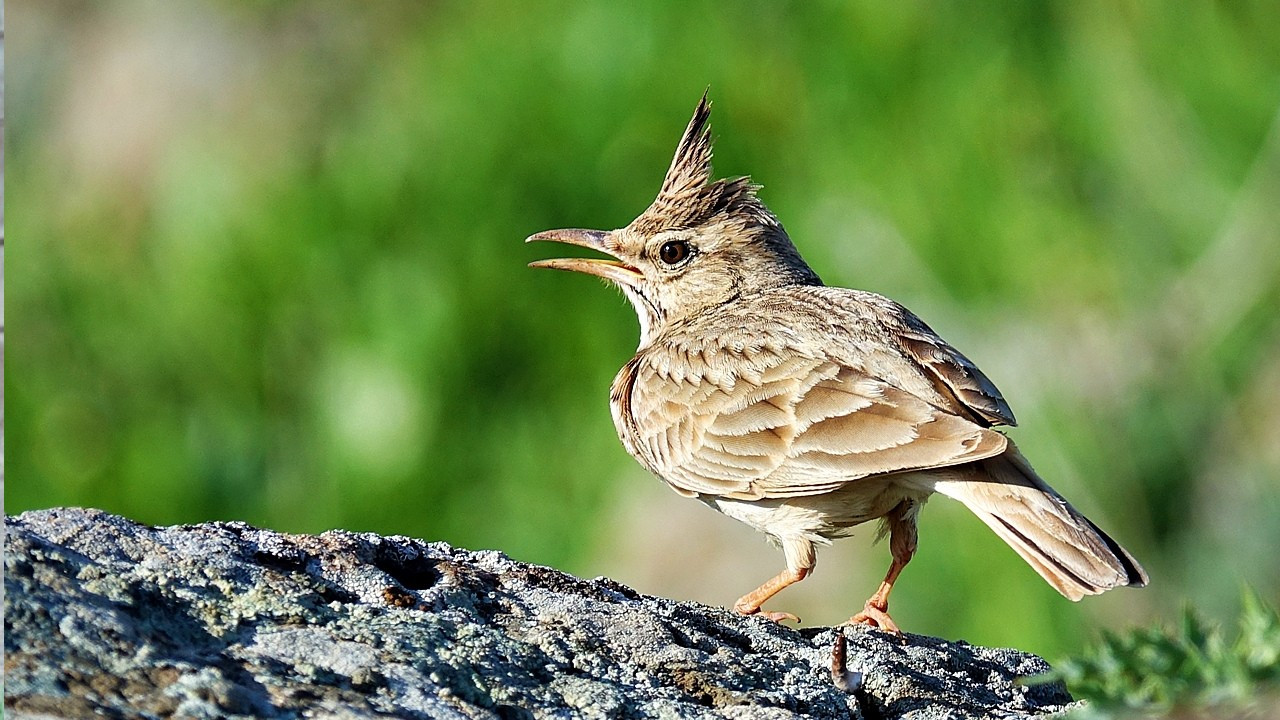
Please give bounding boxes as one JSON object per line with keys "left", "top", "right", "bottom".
{"left": 624, "top": 347, "right": 1008, "bottom": 499}
{"left": 897, "top": 324, "right": 1016, "bottom": 427}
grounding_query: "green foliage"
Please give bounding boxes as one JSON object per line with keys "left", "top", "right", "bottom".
{"left": 1053, "top": 590, "right": 1280, "bottom": 718}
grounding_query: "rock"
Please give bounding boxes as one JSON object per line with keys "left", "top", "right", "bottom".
{"left": 4, "top": 508, "right": 1074, "bottom": 719}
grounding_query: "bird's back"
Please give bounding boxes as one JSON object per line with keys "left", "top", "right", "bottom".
{"left": 645, "top": 285, "right": 1012, "bottom": 423}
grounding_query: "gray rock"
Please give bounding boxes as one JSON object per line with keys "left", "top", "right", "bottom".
{"left": 4, "top": 508, "right": 1074, "bottom": 719}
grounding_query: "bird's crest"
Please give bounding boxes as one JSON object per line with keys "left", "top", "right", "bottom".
{"left": 637, "top": 92, "right": 770, "bottom": 233}
{"left": 660, "top": 92, "right": 715, "bottom": 200}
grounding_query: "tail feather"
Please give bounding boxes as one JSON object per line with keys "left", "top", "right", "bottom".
{"left": 930, "top": 440, "right": 1148, "bottom": 600}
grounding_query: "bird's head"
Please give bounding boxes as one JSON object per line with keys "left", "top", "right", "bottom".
{"left": 529, "top": 93, "right": 821, "bottom": 346}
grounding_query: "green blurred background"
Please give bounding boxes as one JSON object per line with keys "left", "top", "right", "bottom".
{"left": 8, "top": 1, "right": 1280, "bottom": 658}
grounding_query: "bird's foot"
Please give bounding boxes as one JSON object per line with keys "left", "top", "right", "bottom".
{"left": 848, "top": 602, "right": 901, "bottom": 636}
{"left": 734, "top": 601, "right": 800, "bottom": 624}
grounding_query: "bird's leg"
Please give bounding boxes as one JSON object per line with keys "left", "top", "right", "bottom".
{"left": 850, "top": 501, "right": 919, "bottom": 635}
{"left": 850, "top": 558, "right": 907, "bottom": 634}
{"left": 734, "top": 566, "right": 810, "bottom": 623}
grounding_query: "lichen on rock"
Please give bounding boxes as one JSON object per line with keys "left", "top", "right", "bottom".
{"left": 4, "top": 508, "right": 1074, "bottom": 719}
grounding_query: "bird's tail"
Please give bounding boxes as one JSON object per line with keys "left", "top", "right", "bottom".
{"left": 929, "top": 440, "right": 1148, "bottom": 600}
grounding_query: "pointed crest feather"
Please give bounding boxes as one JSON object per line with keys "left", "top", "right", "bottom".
{"left": 661, "top": 91, "right": 714, "bottom": 198}
{"left": 640, "top": 91, "right": 773, "bottom": 233}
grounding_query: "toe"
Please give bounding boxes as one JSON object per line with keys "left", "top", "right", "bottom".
{"left": 849, "top": 606, "right": 901, "bottom": 635}
{"left": 759, "top": 610, "right": 801, "bottom": 624}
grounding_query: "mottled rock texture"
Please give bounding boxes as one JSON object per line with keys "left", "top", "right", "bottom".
{"left": 4, "top": 508, "right": 1074, "bottom": 719}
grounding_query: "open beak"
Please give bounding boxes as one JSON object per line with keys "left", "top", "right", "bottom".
{"left": 526, "top": 229, "right": 642, "bottom": 286}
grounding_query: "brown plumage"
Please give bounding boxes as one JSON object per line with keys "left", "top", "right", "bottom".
{"left": 528, "top": 93, "right": 1146, "bottom": 631}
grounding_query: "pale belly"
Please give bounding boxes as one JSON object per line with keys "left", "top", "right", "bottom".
{"left": 706, "top": 473, "right": 935, "bottom": 544}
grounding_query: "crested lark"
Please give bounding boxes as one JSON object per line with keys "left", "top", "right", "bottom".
{"left": 529, "top": 94, "right": 1147, "bottom": 631}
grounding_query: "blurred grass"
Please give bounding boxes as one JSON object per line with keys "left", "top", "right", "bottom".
{"left": 7, "top": 1, "right": 1280, "bottom": 657}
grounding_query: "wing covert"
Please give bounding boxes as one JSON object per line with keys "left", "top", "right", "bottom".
{"left": 895, "top": 317, "right": 1016, "bottom": 427}
{"left": 623, "top": 344, "right": 1008, "bottom": 500}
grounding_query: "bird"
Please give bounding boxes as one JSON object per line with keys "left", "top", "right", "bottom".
{"left": 527, "top": 93, "right": 1147, "bottom": 632}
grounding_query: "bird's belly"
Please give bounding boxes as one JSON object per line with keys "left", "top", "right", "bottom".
{"left": 706, "top": 475, "right": 933, "bottom": 544}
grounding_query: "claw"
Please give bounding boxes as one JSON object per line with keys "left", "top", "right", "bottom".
{"left": 758, "top": 610, "right": 801, "bottom": 624}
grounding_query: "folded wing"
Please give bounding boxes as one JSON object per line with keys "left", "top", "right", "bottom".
{"left": 625, "top": 345, "right": 1008, "bottom": 500}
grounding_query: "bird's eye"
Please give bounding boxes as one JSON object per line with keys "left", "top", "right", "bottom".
{"left": 658, "top": 240, "right": 691, "bottom": 265}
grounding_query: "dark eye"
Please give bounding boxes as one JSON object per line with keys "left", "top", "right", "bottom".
{"left": 659, "top": 240, "right": 691, "bottom": 265}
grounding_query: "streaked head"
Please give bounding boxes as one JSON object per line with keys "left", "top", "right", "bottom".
{"left": 529, "top": 93, "right": 820, "bottom": 346}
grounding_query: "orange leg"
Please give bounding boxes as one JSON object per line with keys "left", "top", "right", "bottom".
{"left": 849, "top": 500, "right": 919, "bottom": 635}
{"left": 734, "top": 566, "right": 811, "bottom": 623}
{"left": 849, "top": 557, "right": 908, "bottom": 633}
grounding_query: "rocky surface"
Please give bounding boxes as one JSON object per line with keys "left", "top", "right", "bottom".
{"left": 4, "top": 508, "right": 1075, "bottom": 719}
